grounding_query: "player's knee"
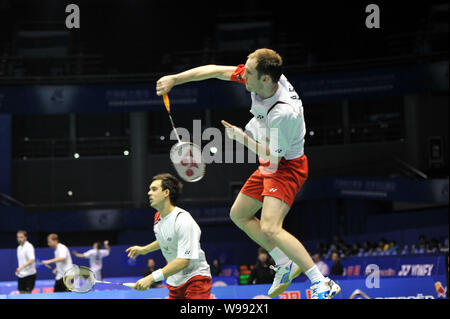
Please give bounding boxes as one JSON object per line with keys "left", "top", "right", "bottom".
{"left": 260, "top": 222, "right": 281, "bottom": 239}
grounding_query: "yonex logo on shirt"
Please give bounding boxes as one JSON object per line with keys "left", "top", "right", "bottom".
{"left": 256, "top": 115, "right": 264, "bottom": 119}
{"left": 269, "top": 188, "right": 277, "bottom": 193}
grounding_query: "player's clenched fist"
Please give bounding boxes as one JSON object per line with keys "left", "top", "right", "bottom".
{"left": 134, "top": 276, "right": 153, "bottom": 291}
{"left": 125, "top": 245, "right": 145, "bottom": 259}
{"left": 156, "top": 75, "right": 176, "bottom": 96}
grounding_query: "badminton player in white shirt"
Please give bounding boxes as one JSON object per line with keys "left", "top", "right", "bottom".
{"left": 155, "top": 48, "right": 341, "bottom": 299}
{"left": 16, "top": 230, "right": 37, "bottom": 294}
{"left": 43, "top": 233, "right": 73, "bottom": 292}
{"left": 72, "top": 240, "right": 110, "bottom": 280}
{"left": 126, "top": 173, "right": 212, "bottom": 299}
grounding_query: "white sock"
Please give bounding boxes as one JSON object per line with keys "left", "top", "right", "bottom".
{"left": 269, "top": 247, "right": 290, "bottom": 266}
{"left": 304, "top": 265, "right": 326, "bottom": 283}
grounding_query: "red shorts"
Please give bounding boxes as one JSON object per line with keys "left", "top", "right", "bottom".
{"left": 240, "top": 155, "right": 308, "bottom": 207}
{"left": 167, "top": 275, "right": 212, "bottom": 299}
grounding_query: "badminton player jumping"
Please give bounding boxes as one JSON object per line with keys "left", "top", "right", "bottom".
{"left": 125, "top": 173, "right": 212, "bottom": 299}
{"left": 156, "top": 48, "right": 340, "bottom": 299}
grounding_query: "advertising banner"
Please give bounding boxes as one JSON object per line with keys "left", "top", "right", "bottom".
{"left": 1, "top": 62, "right": 446, "bottom": 115}
{"left": 3, "top": 276, "right": 447, "bottom": 299}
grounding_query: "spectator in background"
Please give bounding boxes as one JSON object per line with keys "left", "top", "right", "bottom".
{"left": 143, "top": 258, "right": 162, "bottom": 288}
{"left": 418, "top": 235, "right": 428, "bottom": 254}
{"left": 312, "top": 252, "right": 330, "bottom": 277}
{"left": 374, "top": 238, "right": 387, "bottom": 256}
{"left": 385, "top": 240, "right": 398, "bottom": 255}
{"left": 42, "top": 233, "right": 73, "bottom": 292}
{"left": 249, "top": 247, "right": 275, "bottom": 285}
{"left": 350, "top": 242, "right": 361, "bottom": 256}
{"left": 326, "top": 243, "right": 338, "bottom": 259}
{"left": 316, "top": 242, "right": 328, "bottom": 256}
{"left": 332, "top": 235, "right": 348, "bottom": 255}
{"left": 429, "top": 238, "right": 440, "bottom": 253}
{"left": 330, "top": 252, "right": 344, "bottom": 276}
{"left": 401, "top": 244, "right": 410, "bottom": 255}
{"left": 362, "top": 241, "right": 374, "bottom": 256}
{"left": 72, "top": 240, "right": 110, "bottom": 280}
{"left": 144, "top": 258, "right": 156, "bottom": 276}
{"left": 211, "top": 259, "right": 222, "bottom": 276}
{"left": 16, "top": 230, "right": 37, "bottom": 294}
{"left": 357, "top": 248, "right": 365, "bottom": 257}
{"left": 342, "top": 243, "right": 353, "bottom": 257}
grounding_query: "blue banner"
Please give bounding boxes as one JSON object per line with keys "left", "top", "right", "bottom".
{"left": 3, "top": 276, "right": 447, "bottom": 299}
{"left": 318, "top": 254, "right": 447, "bottom": 279}
{"left": 299, "top": 177, "right": 449, "bottom": 204}
{"left": 0, "top": 243, "right": 446, "bottom": 283}
{"left": 0, "top": 62, "right": 446, "bottom": 115}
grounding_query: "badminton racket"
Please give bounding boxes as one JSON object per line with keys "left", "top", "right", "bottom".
{"left": 163, "top": 93, "right": 205, "bottom": 182}
{"left": 63, "top": 265, "right": 135, "bottom": 293}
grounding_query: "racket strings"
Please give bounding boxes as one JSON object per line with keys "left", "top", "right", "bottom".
{"left": 63, "top": 266, "right": 96, "bottom": 293}
{"left": 163, "top": 93, "right": 205, "bottom": 182}
{"left": 170, "top": 142, "right": 205, "bottom": 182}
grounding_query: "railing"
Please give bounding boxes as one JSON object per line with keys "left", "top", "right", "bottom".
{"left": 14, "top": 136, "right": 130, "bottom": 159}
{"left": 305, "top": 120, "right": 404, "bottom": 146}
{"left": 12, "top": 120, "right": 405, "bottom": 159}
{"left": 0, "top": 193, "right": 24, "bottom": 207}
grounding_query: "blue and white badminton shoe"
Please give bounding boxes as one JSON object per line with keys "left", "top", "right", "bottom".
{"left": 268, "top": 261, "right": 302, "bottom": 297}
{"left": 310, "top": 278, "right": 341, "bottom": 299}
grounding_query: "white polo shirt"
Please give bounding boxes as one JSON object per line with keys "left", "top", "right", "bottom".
{"left": 153, "top": 207, "right": 211, "bottom": 287}
{"left": 244, "top": 74, "right": 306, "bottom": 160}
{"left": 17, "top": 241, "right": 37, "bottom": 278}
{"left": 82, "top": 249, "right": 109, "bottom": 279}
{"left": 54, "top": 243, "right": 73, "bottom": 280}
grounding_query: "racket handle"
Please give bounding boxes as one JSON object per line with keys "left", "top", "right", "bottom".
{"left": 123, "top": 283, "right": 136, "bottom": 288}
{"left": 163, "top": 93, "right": 170, "bottom": 112}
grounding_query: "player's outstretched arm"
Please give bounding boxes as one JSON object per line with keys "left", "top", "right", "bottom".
{"left": 125, "top": 240, "right": 160, "bottom": 259}
{"left": 71, "top": 250, "right": 85, "bottom": 258}
{"left": 221, "top": 120, "right": 282, "bottom": 164}
{"left": 156, "top": 65, "right": 237, "bottom": 96}
{"left": 103, "top": 240, "right": 111, "bottom": 252}
{"left": 42, "top": 257, "right": 66, "bottom": 265}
